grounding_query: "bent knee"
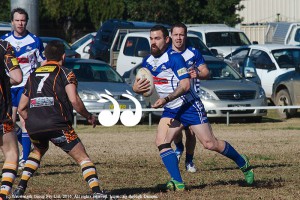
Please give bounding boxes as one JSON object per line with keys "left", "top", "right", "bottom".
{"left": 202, "top": 141, "right": 218, "bottom": 151}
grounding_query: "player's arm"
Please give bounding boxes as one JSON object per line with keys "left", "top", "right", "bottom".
{"left": 132, "top": 78, "right": 150, "bottom": 94}
{"left": 152, "top": 78, "right": 190, "bottom": 108}
{"left": 189, "top": 63, "right": 210, "bottom": 80}
{"left": 65, "top": 83, "right": 97, "bottom": 127}
{"left": 4, "top": 42, "right": 23, "bottom": 84}
{"left": 8, "top": 68, "right": 22, "bottom": 85}
{"left": 18, "top": 94, "right": 29, "bottom": 120}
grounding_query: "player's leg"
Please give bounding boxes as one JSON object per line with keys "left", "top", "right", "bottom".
{"left": 190, "top": 123, "right": 254, "bottom": 185}
{"left": 173, "top": 130, "right": 184, "bottom": 162}
{"left": 13, "top": 135, "right": 47, "bottom": 197}
{"left": 184, "top": 128, "right": 197, "bottom": 173}
{"left": 156, "top": 118, "right": 185, "bottom": 191}
{"left": 68, "top": 141, "right": 105, "bottom": 196}
{"left": 0, "top": 122, "right": 18, "bottom": 200}
{"left": 16, "top": 87, "right": 32, "bottom": 168}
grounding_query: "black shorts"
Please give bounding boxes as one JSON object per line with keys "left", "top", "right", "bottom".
{"left": 29, "top": 127, "right": 81, "bottom": 153}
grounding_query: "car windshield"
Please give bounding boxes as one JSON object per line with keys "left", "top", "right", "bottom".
{"left": 186, "top": 37, "right": 213, "bottom": 56}
{"left": 71, "top": 34, "right": 93, "bottom": 50}
{"left": 65, "top": 62, "right": 124, "bottom": 83}
{"left": 272, "top": 49, "right": 300, "bottom": 69}
{"left": 207, "top": 61, "right": 241, "bottom": 80}
{"left": 205, "top": 32, "right": 251, "bottom": 47}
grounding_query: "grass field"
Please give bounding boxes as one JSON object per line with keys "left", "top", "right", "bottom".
{"left": 4, "top": 111, "right": 300, "bottom": 199}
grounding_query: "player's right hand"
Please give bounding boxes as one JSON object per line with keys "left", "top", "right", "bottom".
{"left": 88, "top": 114, "right": 97, "bottom": 128}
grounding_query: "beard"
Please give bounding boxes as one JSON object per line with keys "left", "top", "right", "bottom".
{"left": 151, "top": 44, "right": 163, "bottom": 57}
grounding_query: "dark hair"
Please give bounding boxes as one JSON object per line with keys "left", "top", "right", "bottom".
{"left": 150, "top": 25, "right": 169, "bottom": 38}
{"left": 171, "top": 22, "right": 187, "bottom": 35}
{"left": 11, "top": 8, "right": 29, "bottom": 22}
{"left": 44, "top": 40, "right": 65, "bottom": 61}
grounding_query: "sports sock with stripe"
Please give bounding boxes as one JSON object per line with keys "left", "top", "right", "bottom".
{"left": 221, "top": 141, "right": 246, "bottom": 168}
{"left": 160, "top": 149, "right": 183, "bottom": 182}
{"left": 18, "top": 152, "right": 41, "bottom": 190}
{"left": 21, "top": 132, "right": 31, "bottom": 161}
{"left": 80, "top": 160, "right": 101, "bottom": 193}
{"left": 0, "top": 162, "right": 17, "bottom": 198}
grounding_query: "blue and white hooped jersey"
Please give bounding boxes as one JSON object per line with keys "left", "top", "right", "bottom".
{"left": 1, "top": 31, "right": 45, "bottom": 87}
{"left": 142, "top": 48, "right": 199, "bottom": 109}
{"left": 180, "top": 47, "right": 205, "bottom": 94}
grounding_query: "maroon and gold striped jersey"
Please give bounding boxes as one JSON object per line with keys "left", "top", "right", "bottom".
{"left": 0, "top": 40, "right": 20, "bottom": 123}
{"left": 23, "top": 61, "right": 77, "bottom": 134}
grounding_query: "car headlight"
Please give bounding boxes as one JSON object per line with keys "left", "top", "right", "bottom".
{"left": 79, "top": 91, "right": 98, "bottom": 100}
{"left": 199, "top": 89, "right": 215, "bottom": 100}
{"left": 257, "top": 87, "right": 266, "bottom": 99}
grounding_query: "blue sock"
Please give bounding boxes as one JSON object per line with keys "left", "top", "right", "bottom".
{"left": 221, "top": 141, "right": 246, "bottom": 168}
{"left": 160, "top": 149, "right": 183, "bottom": 183}
{"left": 22, "top": 132, "right": 31, "bottom": 161}
{"left": 16, "top": 128, "right": 22, "bottom": 144}
{"left": 185, "top": 153, "right": 194, "bottom": 164}
{"left": 175, "top": 141, "right": 184, "bottom": 154}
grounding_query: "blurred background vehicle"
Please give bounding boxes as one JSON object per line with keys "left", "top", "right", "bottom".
{"left": 271, "top": 64, "right": 300, "bottom": 119}
{"left": 40, "top": 36, "right": 81, "bottom": 58}
{"left": 187, "top": 24, "right": 253, "bottom": 57}
{"left": 123, "top": 55, "right": 267, "bottom": 122}
{"left": 224, "top": 44, "right": 300, "bottom": 101}
{"left": 64, "top": 58, "right": 147, "bottom": 120}
{"left": 116, "top": 31, "right": 213, "bottom": 76}
{"left": 0, "top": 22, "right": 11, "bottom": 36}
{"left": 71, "top": 32, "right": 96, "bottom": 59}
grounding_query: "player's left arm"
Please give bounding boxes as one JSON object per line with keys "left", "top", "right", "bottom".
{"left": 18, "top": 94, "right": 29, "bottom": 120}
{"left": 65, "top": 83, "right": 97, "bottom": 127}
{"left": 189, "top": 49, "right": 210, "bottom": 80}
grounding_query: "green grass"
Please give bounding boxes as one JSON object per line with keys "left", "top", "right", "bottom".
{"left": 7, "top": 114, "right": 300, "bottom": 200}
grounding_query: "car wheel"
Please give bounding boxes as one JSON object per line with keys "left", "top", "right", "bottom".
{"left": 275, "top": 89, "right": 297, "bottom": 119}
{"left": 252, "top": 116, "right": 262, "bottom": 123}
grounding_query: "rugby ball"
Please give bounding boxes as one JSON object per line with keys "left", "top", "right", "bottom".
{"left": 136, "top": 68, "right": 154, "bottom": 97}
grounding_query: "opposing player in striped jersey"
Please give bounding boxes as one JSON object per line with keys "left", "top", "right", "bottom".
{"left": 0, "top": 39, "right": 22, "bottom": 200}
{"left": 1, "top": 8, "right": 45, "bottom": 169}
{"left": 133, "top": 25, "right": 254, "bottom": 191}
{"left": 13, "top": 40, "right": 106, "bottom": 199}
{"left": 171, "top": 22, "right": 209, "bottom": 173}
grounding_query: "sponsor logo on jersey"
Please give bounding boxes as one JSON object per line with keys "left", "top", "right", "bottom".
{"left": 35, "top": 65, "right": 56, "bottom": 72}
{"left": 177, "top": 68, "right": 188, "bottom": 76}
{"left": 30, "top": 97, "right": 54, "bottom": 108}
{"left": 153, "top": 76, "right": 168, "bottom": 85}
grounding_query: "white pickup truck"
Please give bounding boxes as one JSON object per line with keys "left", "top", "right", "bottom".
{"left": 116, "top": 31, "right": 213, "bottom": 76}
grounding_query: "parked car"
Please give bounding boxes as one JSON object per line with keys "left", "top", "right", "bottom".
{"left": 116, "top": 31, "right": 213, "bottom": 76}
{"left": 64, "top": 58, "right": 147, "bottom": 120}
{"left": 0, "top": 22, "right": 11, "bottom": 36}
{"left": 224, "top": 44, "right": 300, "bottom": 100}
{"left": 123, "top": 55, "right": 268, "bottom": 121}
{"left": 71, "top": 32, "right": 96, "bottom": 59}
{"left": 271, "top": 64, "right": 300, "bottom": 118}
{"left": 187, "top": 24, "right": 252, "bottom": 57}
{"left": 40, "top": 37, "right": 81, "bottom": 58}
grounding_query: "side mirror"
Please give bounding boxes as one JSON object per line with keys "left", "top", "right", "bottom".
{"left": 137, "top": 50, "right": 149, "bottom": 57}
{"left": 252, "top": 41, "right": 258, "bottom": 45}
{"left": 245, "top": 71, "right": 257, "bottom": 78}
{"left": 83, "top": 45, "right": 90, "bottom": 53}
{"left": 210, "top": 48, "right": 218, "bottom": 56}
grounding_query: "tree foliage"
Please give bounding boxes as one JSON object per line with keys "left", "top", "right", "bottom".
{"left": 0, "top": 0, "right": 244, "bottom": 41}
{"left": 0, "top": 0, "right": 10, "bottom": 22}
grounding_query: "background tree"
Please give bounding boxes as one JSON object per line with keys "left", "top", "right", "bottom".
{"left": 0, "top": 0, "right": 10, "bottom": 22}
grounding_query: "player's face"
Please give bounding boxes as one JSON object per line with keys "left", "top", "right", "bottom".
{"left": 12, "top": 12, "right": 27, "bottom": 37}
{"left": 171, "top": 27, "right": 187, "bottom": 52}
{"left": 150, "top": 30, "right": 169, "bottom": 57}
